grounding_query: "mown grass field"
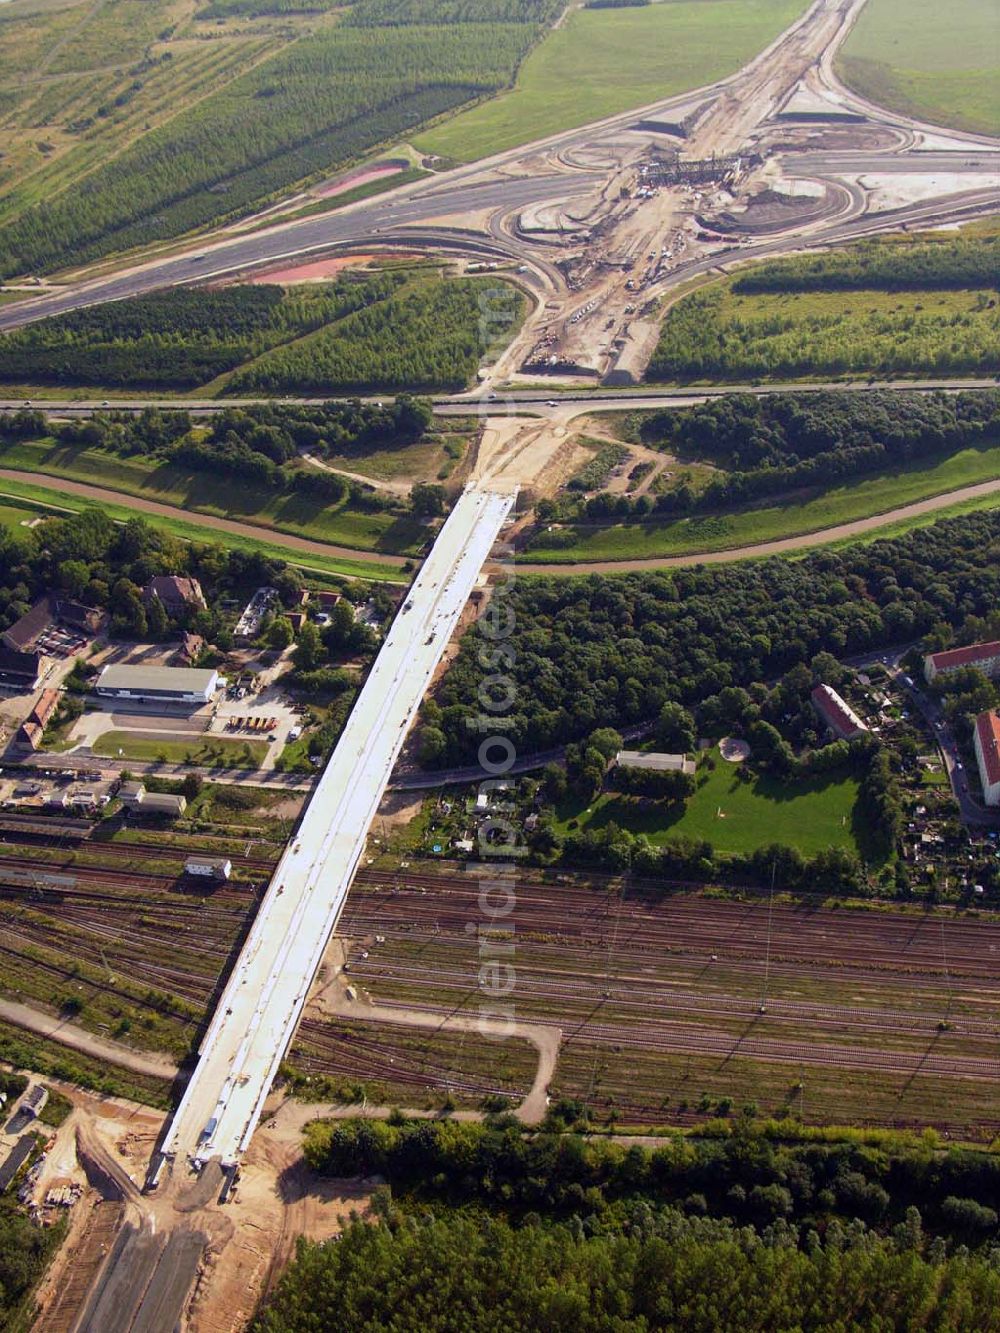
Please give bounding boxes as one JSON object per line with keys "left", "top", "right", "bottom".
{"left": 0, "top": 473, "right": 406, "bottom": 582}
{"left": 527, "top": 443, "right": 1000, "bottom": 562}
{"left": 0, "top": 437, "right": 428, "bottom": 554}
{"left": 837, "top": 0, "right": 1000, "bottom": 136}
{"left": 92, "top": 731, "right": 269, "bottom": 766}
{"left": 0, "top": 496, "right": 52, "bottom": 529}
{"left": 414, "top": 0, "right": 807, "bottom": 161}
{"left": 554, "top": 749, "right": 862, "bottom": 858}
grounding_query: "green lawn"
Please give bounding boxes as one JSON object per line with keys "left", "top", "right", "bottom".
{"left": 0, "top": 497, "right": 52, "bottom": 529}
{"left": 415, "top": 0, "right": 807, "bottom": 161}
{"left": 0, "top": 436, "right": 421, "bottom": 563}
{"left": 0, "top": 438, "right": 430, "bottom": 555}
{"left": 93, "top": 731, "right": 270, "bottom": 767}
{"left": 526, "top": 443, "right": 1000, "bottom": 562}
{"left": 0, "top": 474, "right": 406, "bottom": 583}
{"left": 557, "top": 750, "right": 862, "bottom": 857}
{"left": 837, "top": 0, "right": 1000, "bottom": 136}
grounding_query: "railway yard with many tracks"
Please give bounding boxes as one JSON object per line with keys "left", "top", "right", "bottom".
{"left": 3, "top": 819, "right": 997, "bottom": 1138}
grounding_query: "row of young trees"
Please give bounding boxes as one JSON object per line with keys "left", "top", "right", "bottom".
{"left": 647, "top": 286, "right": 1000, "bottom": 380}
{"left": 732, "top": 236, "right": 1000, "bottom": 295}
{"left": 0, "top": 21, "right": 542, "bottom": 277}
{"left": 0, "top": 276, "right": 406, "bottom": 388}
{"left": 229, "top": 278, "right": 525, "bottom": 394}
{"left": 347, "top": 0, "right": 560, "bottom": 23}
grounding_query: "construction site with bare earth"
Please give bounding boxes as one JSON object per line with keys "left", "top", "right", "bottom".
{"left": 0, "top": 0, "right": 999, "bottom": 1328}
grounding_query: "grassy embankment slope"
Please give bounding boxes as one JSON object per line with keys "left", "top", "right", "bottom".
{"left": 0, "top": 470, "right": 406, "bottom": 582}
{"left": 525, "top": 443, "right": 1000, "bottom": 563}
{"left": 414, "top": 0, "right": 808, "bottom": 161}
{"left": 0, "top": 437, "right": 426, "bottom": 552}
{"left": 837, "top": 0, "right": 1000, "bottom": 136}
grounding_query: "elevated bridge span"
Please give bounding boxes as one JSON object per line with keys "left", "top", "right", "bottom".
{"left": 160, "top": 484, "right": 516, "bottom": 1171}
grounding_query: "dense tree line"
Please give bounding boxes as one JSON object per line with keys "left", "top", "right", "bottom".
{"left": 229, "top": 278, "right": 525, "bottom": 394}
{"left": 435, "top": 510, "right": 1000, "bottom": 764}
{"left": 0, "top": 22, "right": 543, "bottom": 277}
{"left": 647, "top": 285, "right": 1000, "bottom": 380}
{"left": 1, "top": 396, "right": 433, "bottom": 505}
{"left": 304, "top": 1118, "right": 1000, "bottom": 1247}
{"left": 257, "top": 1208, "right": 1000, "bottom": 1332}
{"left": 0, "top": 507, "right": 305, "bottom": 643}
{"left": 638, "top": 390, "right": 1000, "bottom": 472}
{"left": 260, "top": 1120, "right": 1000, "bottom": 1329}
{"left": 199, "top": 0, "right": 340, "bottom": 17}
{"left": 577, "top": 390, "right": 1000, "bottom": 521}
{"left": 0, "top": 276, "right": 405, "bottom": 388}
{"left": 732, "top": 236, "right": 1000, "bottom": 294}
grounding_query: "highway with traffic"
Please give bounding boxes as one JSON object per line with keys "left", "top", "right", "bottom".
{"left": 0, "top": 1, "right": 997, "bottom": 355}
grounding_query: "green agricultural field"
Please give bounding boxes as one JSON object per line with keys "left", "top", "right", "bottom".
{"left": 648, "top": 284, "right": 1000, "bottom": 382}
{"left": 0, "top": 4, "right": 555, "bottom": 277}
{"left": 0, "top": 473, "right": 406, "bottom": 582}
{"left": 0, "top": 437, "right": 428, "bottom": 555}
{"left": 415, "top": 0, "right": 807, "bottom": 161}
{"left": 92, "top": 731, "right": 270, "bottom": 767}
{"left": 526, "top": 443, "right": 1000, "bottom": 562}
{"left": 837, "top": 0, "right": 1000, "bottom": 136}
{"left": 555, "top": 749, "right": 862, "bottom": 858}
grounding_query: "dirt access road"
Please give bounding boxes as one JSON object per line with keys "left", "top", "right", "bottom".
{"left": 0, "top": 998, "right": 179, "bottom": 1079}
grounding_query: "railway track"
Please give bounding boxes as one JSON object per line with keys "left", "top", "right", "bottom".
{"left": 345, "top": 872, "right": 1000, "bottom": 974}
{"left": 0, "top": 830, "right": 278, "bottom": 871}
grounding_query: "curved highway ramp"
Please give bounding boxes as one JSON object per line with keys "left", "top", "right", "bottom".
{"left": 158, "top": 484, "right": 516, "bottom": 1175}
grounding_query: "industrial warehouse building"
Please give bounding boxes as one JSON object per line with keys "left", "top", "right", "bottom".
{"left": 95, "top": 665, "right": 219, "bottom": 706}
{"left": 973, "top": 711, "right": 1000, "bottom": 807}
{"left": 811, "top": 684, "right": 868, "bottom": 741}
{"left": 924, "top": 640, "right": 1000, "bottom": 685}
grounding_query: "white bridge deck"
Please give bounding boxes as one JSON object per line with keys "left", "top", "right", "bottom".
{"left": 161, "top": 485, "right": 515, "bottom": 1168}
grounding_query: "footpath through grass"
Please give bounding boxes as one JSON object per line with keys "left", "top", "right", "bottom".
{"left": 555, "top": 749, "right": 862, "bottom": 858}
{"left": 837, "top": 0, "right": 1000, "bottom": 136}
{"left": 415, "top": 0, "right": 807, "bottom": 161}
{"left": 526, "top": 444, "right": 1000, "bottom": 563}
{"left": 0, "top": 437, "right": 427, "bottom": 555}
